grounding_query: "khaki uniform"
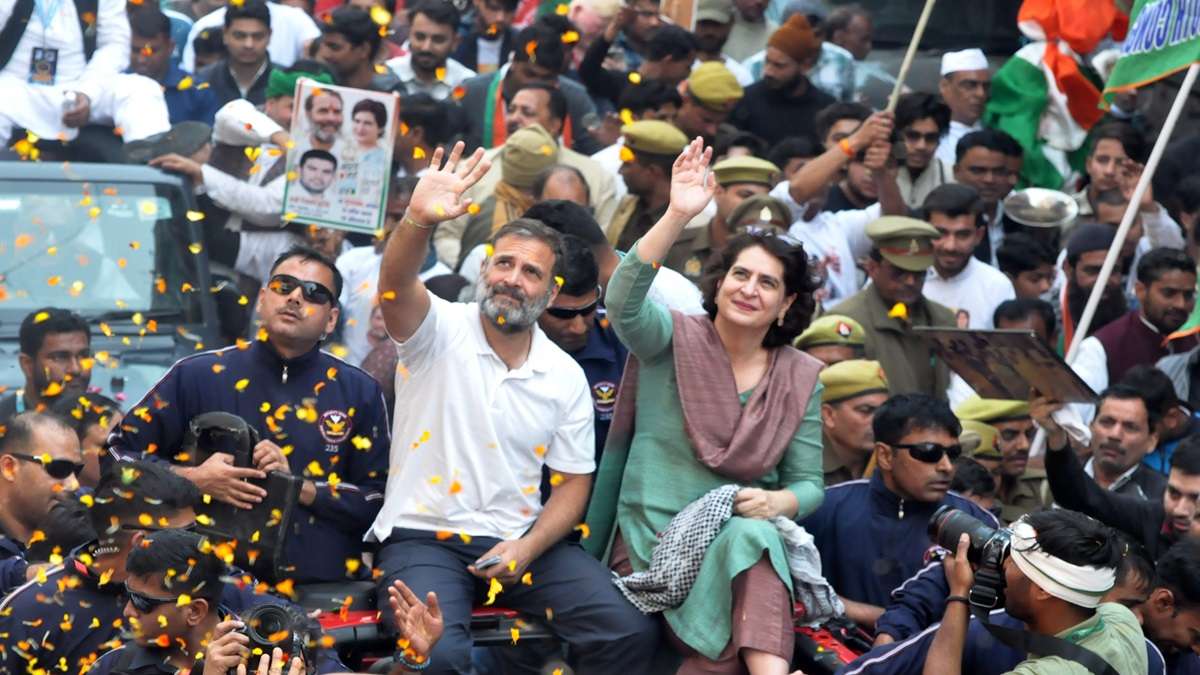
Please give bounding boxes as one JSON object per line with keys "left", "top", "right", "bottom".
{"left": 998, "top": 468, "right": 1053, "bottom": 523}
{"left": 822, "top": 435, "right": 858, "bottom": 487}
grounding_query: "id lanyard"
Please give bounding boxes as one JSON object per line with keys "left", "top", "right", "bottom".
{"left": 35, "top": 0, "right": 62, "bottom": 44}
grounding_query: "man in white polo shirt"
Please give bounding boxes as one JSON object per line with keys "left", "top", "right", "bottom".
{"left": 372, "top": 142, "right": 660, "bottom": 674}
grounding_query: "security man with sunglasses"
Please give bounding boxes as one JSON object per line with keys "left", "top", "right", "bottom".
{"left": 799, "top": 394, "right": 998, "bottom": 633}
{"left": 108, "top": 246, "right": 391, "bottom": 584}
{"left": 0, "top": 412, "right": 84, "bottom": 595}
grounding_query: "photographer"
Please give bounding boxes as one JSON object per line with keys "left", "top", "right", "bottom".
{"left": 924, "top": 509, "right": 1147, "bottom": 675}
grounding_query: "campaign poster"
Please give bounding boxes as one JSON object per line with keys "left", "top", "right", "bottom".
{"left": 914, "top": 328, "right": 1097, "bottom": 403}
{"left": 282, "top": 80, "right": 396, "bottom": 234}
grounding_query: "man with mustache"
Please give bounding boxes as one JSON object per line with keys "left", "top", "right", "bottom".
{"left": 934, "top": 49, "right": 990, "bottom": 166}
{"left": 385, "top": 0, "right": 476, "bottom": 100}
{"left": 373, "top": 143, "right": 659, "bottom": 673}
{"left": 1058, "top": 223, "right": 1129, "bottom": 352}
{"left": 298, "top": 87, "right": 345, "bottom": 158}
{"left": 1071, "top": 247, "right": 1198, "bottom": 397}
{"left": 0, "top": 308, "right": 92, "bottom": 425}
{"left": 954, "top": 396, "right": 1050, "bottom": 524}
{"left": 1081, "top": 385, "right": 1168, "bottom": 500}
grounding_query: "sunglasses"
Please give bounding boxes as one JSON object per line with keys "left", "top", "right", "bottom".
{"left": 891, "top": 442, "right": 962, "bottom": 463}
{"left": 124, "top": 582, "right": 182, "bottom": 613}
{"left": 8, "top": 452, "right": 84, "bottom": 480}
{"left": 268, "top": 274, "right": 337, "bottom": 306}
{"left": 545, "top": 286, "right": 601, "bottom": 320}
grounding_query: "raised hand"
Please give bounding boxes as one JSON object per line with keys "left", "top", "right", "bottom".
{"left": 847, "top": 111, "right": 894, "bottom": 154}
{"left": 387, "top": 580, "right": 444, "bottom": 659}
{"left": 404, "top": 142, "right": 492, "bottom": 227}
{"left": 667, "top": 137, "right": 716, "bottom": 221}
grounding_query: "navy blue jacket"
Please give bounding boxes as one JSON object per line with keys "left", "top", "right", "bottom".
{"left": 108, "top": 341, "right": 391, "bottom": 583}
{"left": 875, "top": 560, "right": 951, "bottom": 641}
{"left": 799, "top": 473, "right": 999, "bottom": 608}
{"left": 570, "top": 311, "right": 627, "bottom": 461}
{"left": 0, "top": 533, "right": 29, "bottom": 597}
{"left": 838, "top": 608, "right": 1167, "bottom": 675}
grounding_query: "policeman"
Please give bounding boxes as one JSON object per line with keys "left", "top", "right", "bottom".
{"left": 959, "top": 419, "right": 1003, "bottom": 487}
{"left": 109, "top": 246, "right": 391, "bottom": 584}
{"left": 673, "top": 155, "right": 782, "bottom": 283}
{"left": 819, "top": 359, "right": 890, "bottom": 486}
{"left": 536, "top": 235, "right": 628, "bottom": 460}
{"left": 832, "top": 216, "right": 956, "bottom": 396}
{"left": 954, "top": 396, "right": 1050, "bottom": 523}
{"left": 726, "top": 194, "right": 793, "bottom": 236}
{"left": 794, "top": 314, "right": 868, "bottom": 365}
{"left": 609, "top": 120, "right": 690, "bottom": 254}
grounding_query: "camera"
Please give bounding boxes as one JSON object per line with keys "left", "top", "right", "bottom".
{"left": 928, "top": 506, "right": 1012, "bottom": 609}
{"left": 236, "top": 605, "right": 307, "bottom": 674}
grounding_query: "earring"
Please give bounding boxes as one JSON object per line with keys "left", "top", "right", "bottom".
{"left": 777, "top": 314, "right": 785, "bottom": 327}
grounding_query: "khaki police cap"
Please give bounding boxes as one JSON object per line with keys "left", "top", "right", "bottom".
{"left": 687, "top": 62, "right": 744, "bottom": 111}
{"left": 959, "top": 419, "right": 1001, "bottom": 460}
{"left": 712, "top": 156, "right": 780, "bottom": 187}
{"left": 954, "top": 395, "right": 1031, "bottom": 423}
{"left": 866, "top": 216, "right": 940, "bottom": 272}
{"left": 728, "top": 195, "right": 792, "bottom": 234}
{"left": 819, "top": 359, "right": 889, "bottom": 405}
{"left": 794, "top": 314, "right": 866, "bottom": 349}
{"left": 695, "top": 0, "right": 734, "bottom": 23}
{"left": 620, "top": 120, "right": 689, "bottom": 157}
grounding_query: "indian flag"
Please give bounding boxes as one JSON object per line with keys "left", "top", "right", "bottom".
{"left": 1104, "top": 0, "right": 1200, "bottom": 102}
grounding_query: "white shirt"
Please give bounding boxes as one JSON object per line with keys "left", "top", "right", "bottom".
{"left": 935, "top": 119, "right": 982, "bottom": 166}
{"left": 1083, "top": 457, "right": 1152, "bottom": 497}
{"left": 777, "top": 182, "right": 875, "bottom": 308}
{"left": 385, "top": 54, "right": 475, "bottom": 100}
{"left": 369, "top": 294, "right": 595, "bottom": 541}
{"left": 691, "top": 56, "right": 754, "bottom": 87}
{"left": 181, "top": 3, "right": 321, "bottom": 71}
{"left": 923, "top": 257, "right": 1016, "bottom": 329}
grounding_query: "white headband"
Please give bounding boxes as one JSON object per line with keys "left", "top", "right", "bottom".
{"left": 1008, "top": 520, "right": 1116, "bottom": 609}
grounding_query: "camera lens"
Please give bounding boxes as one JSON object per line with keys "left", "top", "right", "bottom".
{"left": 929, "top": 505, "right": 1002, "bottom": 565}
{"left": 245, "top": 605, "right": 291, "bottom": 645}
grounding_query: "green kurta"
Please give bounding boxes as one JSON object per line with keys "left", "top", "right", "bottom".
{"left": 585, "top": 242, "right": 826, "bottom": 660}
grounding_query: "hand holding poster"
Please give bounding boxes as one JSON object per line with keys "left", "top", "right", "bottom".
{"left": 283, "top": 79, "right": 397, "bottom": 234}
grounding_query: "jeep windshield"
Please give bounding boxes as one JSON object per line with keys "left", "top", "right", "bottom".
{"left": 0, "top": 179, "right": 201, "bottom": 327}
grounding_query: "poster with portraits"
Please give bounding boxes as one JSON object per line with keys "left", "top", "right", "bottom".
{"left": 282, "top": 79, "right": 396, "bottom": 234}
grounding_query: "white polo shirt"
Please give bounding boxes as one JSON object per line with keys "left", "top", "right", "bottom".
{"left": 923, "top": 256, "right": 1016, "bottom": 329}
{"left": 369, "top": 294, "right": 595, "bottom": 542}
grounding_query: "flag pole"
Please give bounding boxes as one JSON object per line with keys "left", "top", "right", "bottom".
{"left": 1030, "top": 61, "right": 1200, "bottom": 457}
{"left": 886, "top": 0, "right": 937, "bottom": 113}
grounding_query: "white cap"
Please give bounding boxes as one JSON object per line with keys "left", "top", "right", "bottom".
{"left": 212, "top": 99, "right": 284, "bottom": 146}
{"left": 940, "top": 48, "right": 988, "bottom": 76}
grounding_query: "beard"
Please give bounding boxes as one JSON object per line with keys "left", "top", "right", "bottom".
{"left": 474, "top": 277, "right": 553, "bottom": 334}
{"left": 1067, "top": 281, "right": 1128, "bottom": 334}
{"left": 763, "top": 74, "right": 800, "bottom": 92}
{"left": 314, "top": 124, "right": 340, "bottom": 143}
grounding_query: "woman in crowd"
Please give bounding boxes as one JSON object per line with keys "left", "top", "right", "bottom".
{"left": 586, "top": 138, "right": 826, "bottom": 674}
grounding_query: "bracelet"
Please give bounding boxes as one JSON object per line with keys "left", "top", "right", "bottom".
{"left": 838, "top": 137, "right": 856, "bottom": 158}
{"left": 395, "top": 652, "right": 431, "bottom": 671}
{"left": 403, "top": 214, "right": 433, "bottom": 230}
{"left": 946, "top": 595, "right": 971, "bottom": 606}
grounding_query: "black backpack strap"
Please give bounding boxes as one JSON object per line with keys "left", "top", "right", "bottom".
{"left": 972, "top": 606, "right": 1120, "bottom": 675}
{"left": 107, "top": 646, "right": 140, "bottom": 674}
{"left": 72, "top": 0, "right": 97, "bottom": 59}
{"left": 0, "top": 0, "right": 36, "bottom": 72}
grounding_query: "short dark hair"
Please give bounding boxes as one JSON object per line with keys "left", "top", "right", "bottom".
{"left": 767, "top": 136, "right": 819, "bottom": 168}
{"left": 919, "top": 183, "right": 982, "bottom": 223}
{"left": 647, "top": 24, "right": 696, "bottom": 62}
{"left": 0, "top": 412, "right": 76, "bottom": 457}
{"left": 1090, "top": 121, "right": 1147, "bottom": 164}
{"left": 20, "top": 307, "right": 89, "bottom": 357}
{"left": 514, "top": 82, "right": 567, "bottom": 123}
{"left": 533, "top": 164, "right": 591, "bottom": 203}
{"left": 129, "top": 6, "right": 172, "bottom": 40}
{"left": 225, "top": 0, "right": 271, "bottom": 30}
{"left": 894, "top": 92, "right": 950, "bottom": 135}
{"left": 407, "top": 0, "right": 460, "bottom": 29}
{"left": 399, "top": 93, "right": 452, "bottom": 147}
{"left": 815, "top": 102, "right": 871, "bottom": 143}
{"left": 91, "top": 460, "right": 201, "bottom": 533}
{"left": 951, "top": 456, "right": 996, "bottom": 497}
{"left": 269, "top": 245, "right": 344, "bottom": 301}
{"left": 351, "top": 98, "right": 388, "bottom": 131}
{"left": 1155, "top": 537, "right": 1200, "bottom": 611}
{"left": 513, "top": 24, "right": 565, "bottom": 72}
{"left": 956, "top": 128, "right": 1019, "bottom": 164}
{"left": 299, "top": 148, "right": 338, "bottom": 170}
{"left": 322, "top": 6, "right": 381, "bottom": 54}
{"left": 49, "top": 393, "right": 122, "bottom": 442}
{"left": 1136, "top": 247, "right": 1196, "bottom": 286}
{"left": 523, "top": 200, "right": 607, "bottom": 247}
{"left": 1024, "top": 509, "right": 1123, "bottom": 579}
{"left": 996, "top": 232, "right": 1056, "bottom": 276}
{"left": 714, "top": 130, "right": 768, "bottom": 162}
{"left": 193, "top": 28, "right": 226, "bottom": 57}
{"left": 1173, "top": 435, "right": 1200, "bottom": 475}
{"left": 1177, "top": 174, "right": 1200, "bottom": 215}
{"left": 873, "top": 394, "right": 961, "bottom": 446}
{"left": 25, "top": 497, "right": 96, "bottom": 563}
{"left": 1117, "top": 364, "right": 1181, "bottom": 420}
{"left": 556, "top": 235, "right": 599, "bottom": 296}
{"left": 127, "top": 528, "right": 227, "bottom": 601}
{"left": 616, "top": 79, "right": 682, "bottom": 116}
{"left": 304, "top": 88, "right": 343, "bottom": 113}
{"left": 1096, "top": 383, "right": 1160, "bottom": 431}
{"left": 700, "top": 233, "right": 820, "bottom": 348}
{"left": 489, "top": 218, "right": 566, "bottom": 281}
{"left": 993, "top": 298, "right": 1056, "bottom": 338}
{"left": 821, "top": 3, "right": 869, "bottom": 39}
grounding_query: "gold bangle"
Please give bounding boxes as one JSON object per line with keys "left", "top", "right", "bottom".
{"left": 403, "top": 214, "right": 433, "bottom": 230}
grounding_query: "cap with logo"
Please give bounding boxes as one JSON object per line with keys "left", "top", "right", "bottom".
{"left": 728, "top": 195, "right": 792, "bottom": 234}
{"left": 620, "top": 120, "right": 689, "bottom": 160}
{"left": 954, "top": 395, "right": 1031, "bottom": 423}
{"left": 712, "top": 156, "right": 781, "bottom": 187}
{"left": 794, "top": 314, "right": 866, "bottom": 349}
{"left": 687, "top": 62, "right": 744, "bottom": 111}
{"left": 866, "top": 216, "right": 940, "bottom": 272}
{"left": 819, "top": 359, "right": 889, "bottom": 405}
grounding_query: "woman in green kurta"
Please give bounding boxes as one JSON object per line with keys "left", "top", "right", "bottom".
{"left": 585, "top": 139, "right": 826, "bottom": 674}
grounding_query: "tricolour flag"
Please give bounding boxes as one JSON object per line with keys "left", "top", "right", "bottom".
{"left": 1103, "top": 0, "right": 1200, "bottom": 104}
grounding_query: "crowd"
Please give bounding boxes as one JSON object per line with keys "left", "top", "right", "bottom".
{"left": 3, "top": 0, "right": 1200, "bottom": 673}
